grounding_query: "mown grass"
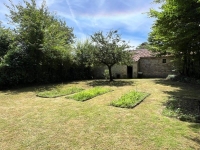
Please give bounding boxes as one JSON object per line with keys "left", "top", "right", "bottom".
{"left": 37, "top": 86, "right": 83, "bottom": 98}
{"left": 0, "top": 79, "right": 200, "bottom": 149}
{"left": 66, "top": 86, "right": 112, "bottom": 101}
{"left": 111, "top": 91, "right": 149, "bottom": 108}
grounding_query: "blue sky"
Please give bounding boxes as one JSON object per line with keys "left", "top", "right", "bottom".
{"left": 0, "top": 0, "right": 159, "bottom": 48}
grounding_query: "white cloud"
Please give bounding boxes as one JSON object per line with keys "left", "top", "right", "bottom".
{"left": 0, "top": 0, "right": 160, "bottom": 47}
{"left": 65, "top": 0, "right": 82, "bottom": 32}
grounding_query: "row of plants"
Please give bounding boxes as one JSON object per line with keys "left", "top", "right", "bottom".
{"left": 111, "top": 91, "right": 149, "bottom": 108}
{"left": 66, "top": 87, "right": 112, "bottom": 101}
{"left": 36, "top": 84, "right": 200, "bottom": 122}
{"left": 37, "top": 86, "right": 149, "bottom": 108}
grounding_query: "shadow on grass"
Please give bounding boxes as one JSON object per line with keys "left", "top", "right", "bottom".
{"left": 164, "top": 96, "right": 200, "bottom": 122}
{"left": 185, "top": 136, "right": 200, "bottom": 148}
{"left": 154, "top": 79, "right": 200, "bottom": 120}
{"left": 154, "top": 79, "right": 200, "bottom": 146}
{"left": 2, "top": 79, "right": 133, "bottom": 95}
{"left": 189, "top": 123, "right": 200, "bottom": 130}
{"left": 87, "top": 79, "right": 134, "bottom": 87}
{"left": 1, "top": 82, "right": 70, "bottom": 95}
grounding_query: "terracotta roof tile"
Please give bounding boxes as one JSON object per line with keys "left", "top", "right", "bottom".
{"left": 132, "top": 49, "right": 154, "bottom": 61}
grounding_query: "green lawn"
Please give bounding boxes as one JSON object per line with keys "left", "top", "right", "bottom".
{"left": 0, "top": 79, "right": 200, "bottom": 149}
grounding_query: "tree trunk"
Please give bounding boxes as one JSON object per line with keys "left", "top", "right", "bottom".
{"left": 108, "top": 65, "right": 113, "bottom": 81}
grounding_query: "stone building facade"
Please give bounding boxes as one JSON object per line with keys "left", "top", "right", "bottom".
{"left": 92, "top": 49, "right": 174, "bottom": 79}
{"left": 139, "top": 56, "right": 174, "bottom": 78}
{"left": 92, "top": 65, "right": 128, "bottom": 79}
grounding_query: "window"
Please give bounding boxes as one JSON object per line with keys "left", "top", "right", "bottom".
{"left": 162, "top": 59, "right": 166, "bottom": 63}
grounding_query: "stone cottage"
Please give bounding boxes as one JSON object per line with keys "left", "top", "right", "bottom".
{"left": 92, "top": 49, "right": 174, "bottom": 79}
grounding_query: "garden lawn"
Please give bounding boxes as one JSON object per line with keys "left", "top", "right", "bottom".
{"left": 36, "top": 86, "right": 83, "bottom": 98}
{"left": 0, "top": 79, "right": 200, "bottom": 150}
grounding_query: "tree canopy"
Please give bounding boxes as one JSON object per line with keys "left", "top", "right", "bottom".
{"left": 0, "top": 0, "right": 134, "bottom": 88}
{"left": 0, "top": 0, "right": 75, "bottom": 88}
{"left": 0, "top": 23, "right": 13, "bottom": 60}
{"left": 136, "top": 42, "right": 150, "bottom": 50}
{"left": 91, "top": 30, "right": 132, "bottom": 81}
{"left": 148, "top": 0, "right": 200, "bottom": 78}
{"left": 74, "top": 39, "right": 94, "bottom": 67}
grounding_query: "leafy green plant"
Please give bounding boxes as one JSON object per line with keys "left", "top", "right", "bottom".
{"left": 111, "top": 91, "right": 149, "bottom": 108}
{"left": 37, "top": 87, "right": 83, "bottom": 98}
{"left": 67, "top": 86, "right": 112, "bottom": 101}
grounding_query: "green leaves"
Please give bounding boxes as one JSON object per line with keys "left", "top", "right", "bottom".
{"left": 148, "top": 0, "right": 200, "bottom": 77}
{"left": 67, "top": 87, "right": 112, "bottom": 101}
{"left": 0, "top": 0, "right": 75, "bottom": 87}
{"left": 111, "top": 91, "right": 149, "bottom": 108}
{"left": 73, "top": 39, "right": 94, "bottom": 67}
{"left": 91, "top": 30, "right": 133, "bottom": 81}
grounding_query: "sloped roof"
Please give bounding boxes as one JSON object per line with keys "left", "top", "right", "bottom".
{"left": 132, "top": 49, "right": 154, "bottom": 61}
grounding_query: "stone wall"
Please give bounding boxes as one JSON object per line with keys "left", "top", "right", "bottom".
{"left": 133, "top": 61, "right": 138, "bottom": 78}
{"left": 92, "top": 65, "right": 128, "bottom": 79}
{"left": 92, "top": 56, "right": 174, "bottom": 79}
{"left": 139, "top": 56, "right": 174, "bottom": 78}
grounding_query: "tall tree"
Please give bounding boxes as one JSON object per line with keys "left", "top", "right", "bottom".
{"left": 0, "top": 23, "right": 13, "bottom": 60}
{"left": 72, "top": 39, "right": 95, "bottom": 79}
{"left": 4, "top": 0, "right": 74, "bottom": 83}
{"left": 148, "top": 0, "right": 200, "bottom": 77}
{"left": 136, "top": 42, "right": 150, "bottom": 49}
{"left": 91, "top": 30, "right": 132, "bottom": 81}
{"left": 74, "top": 39, "right": 94, "bottom": 67}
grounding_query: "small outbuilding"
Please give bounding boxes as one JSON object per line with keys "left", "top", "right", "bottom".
{"left": 92, "top": 49, "right": 174, "bottom": 79}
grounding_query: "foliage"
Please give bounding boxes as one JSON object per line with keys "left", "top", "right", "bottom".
{"left": 72, "top": 39, "right": 94, "bottom": 79}
{"left": 148, "top": 0, "right": 200, "bottom": 78}
{"left": 0, "top": 23, "right": 13, "bottom": 60}
{"left": 103, "top": 69, "right": 109, "bottom": 79}
{"left": 111, "top": 91, "right": 149, "bottom": 108}
{"left": 73, "top": 39, "right": 94, "bottom": 67}
{"left": 67, "top": 86, "right": 112, "bottom": 101}
{"left": 91, "top": 30, "right": 133, "bottom": 81}
{"left": 136, "top": 42, "right": 150, "bottom": 49}
{"left": 0, "top": 0, "right": 75, "bottom": 88}
{"left": 0, "top": 48, "right": 32, "bottom": 88}
{"left": 166, "top": 74, "right": 200, "bottom": 85}
{"left": 36, "top": 87, "right": 84, "bottom": 98}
